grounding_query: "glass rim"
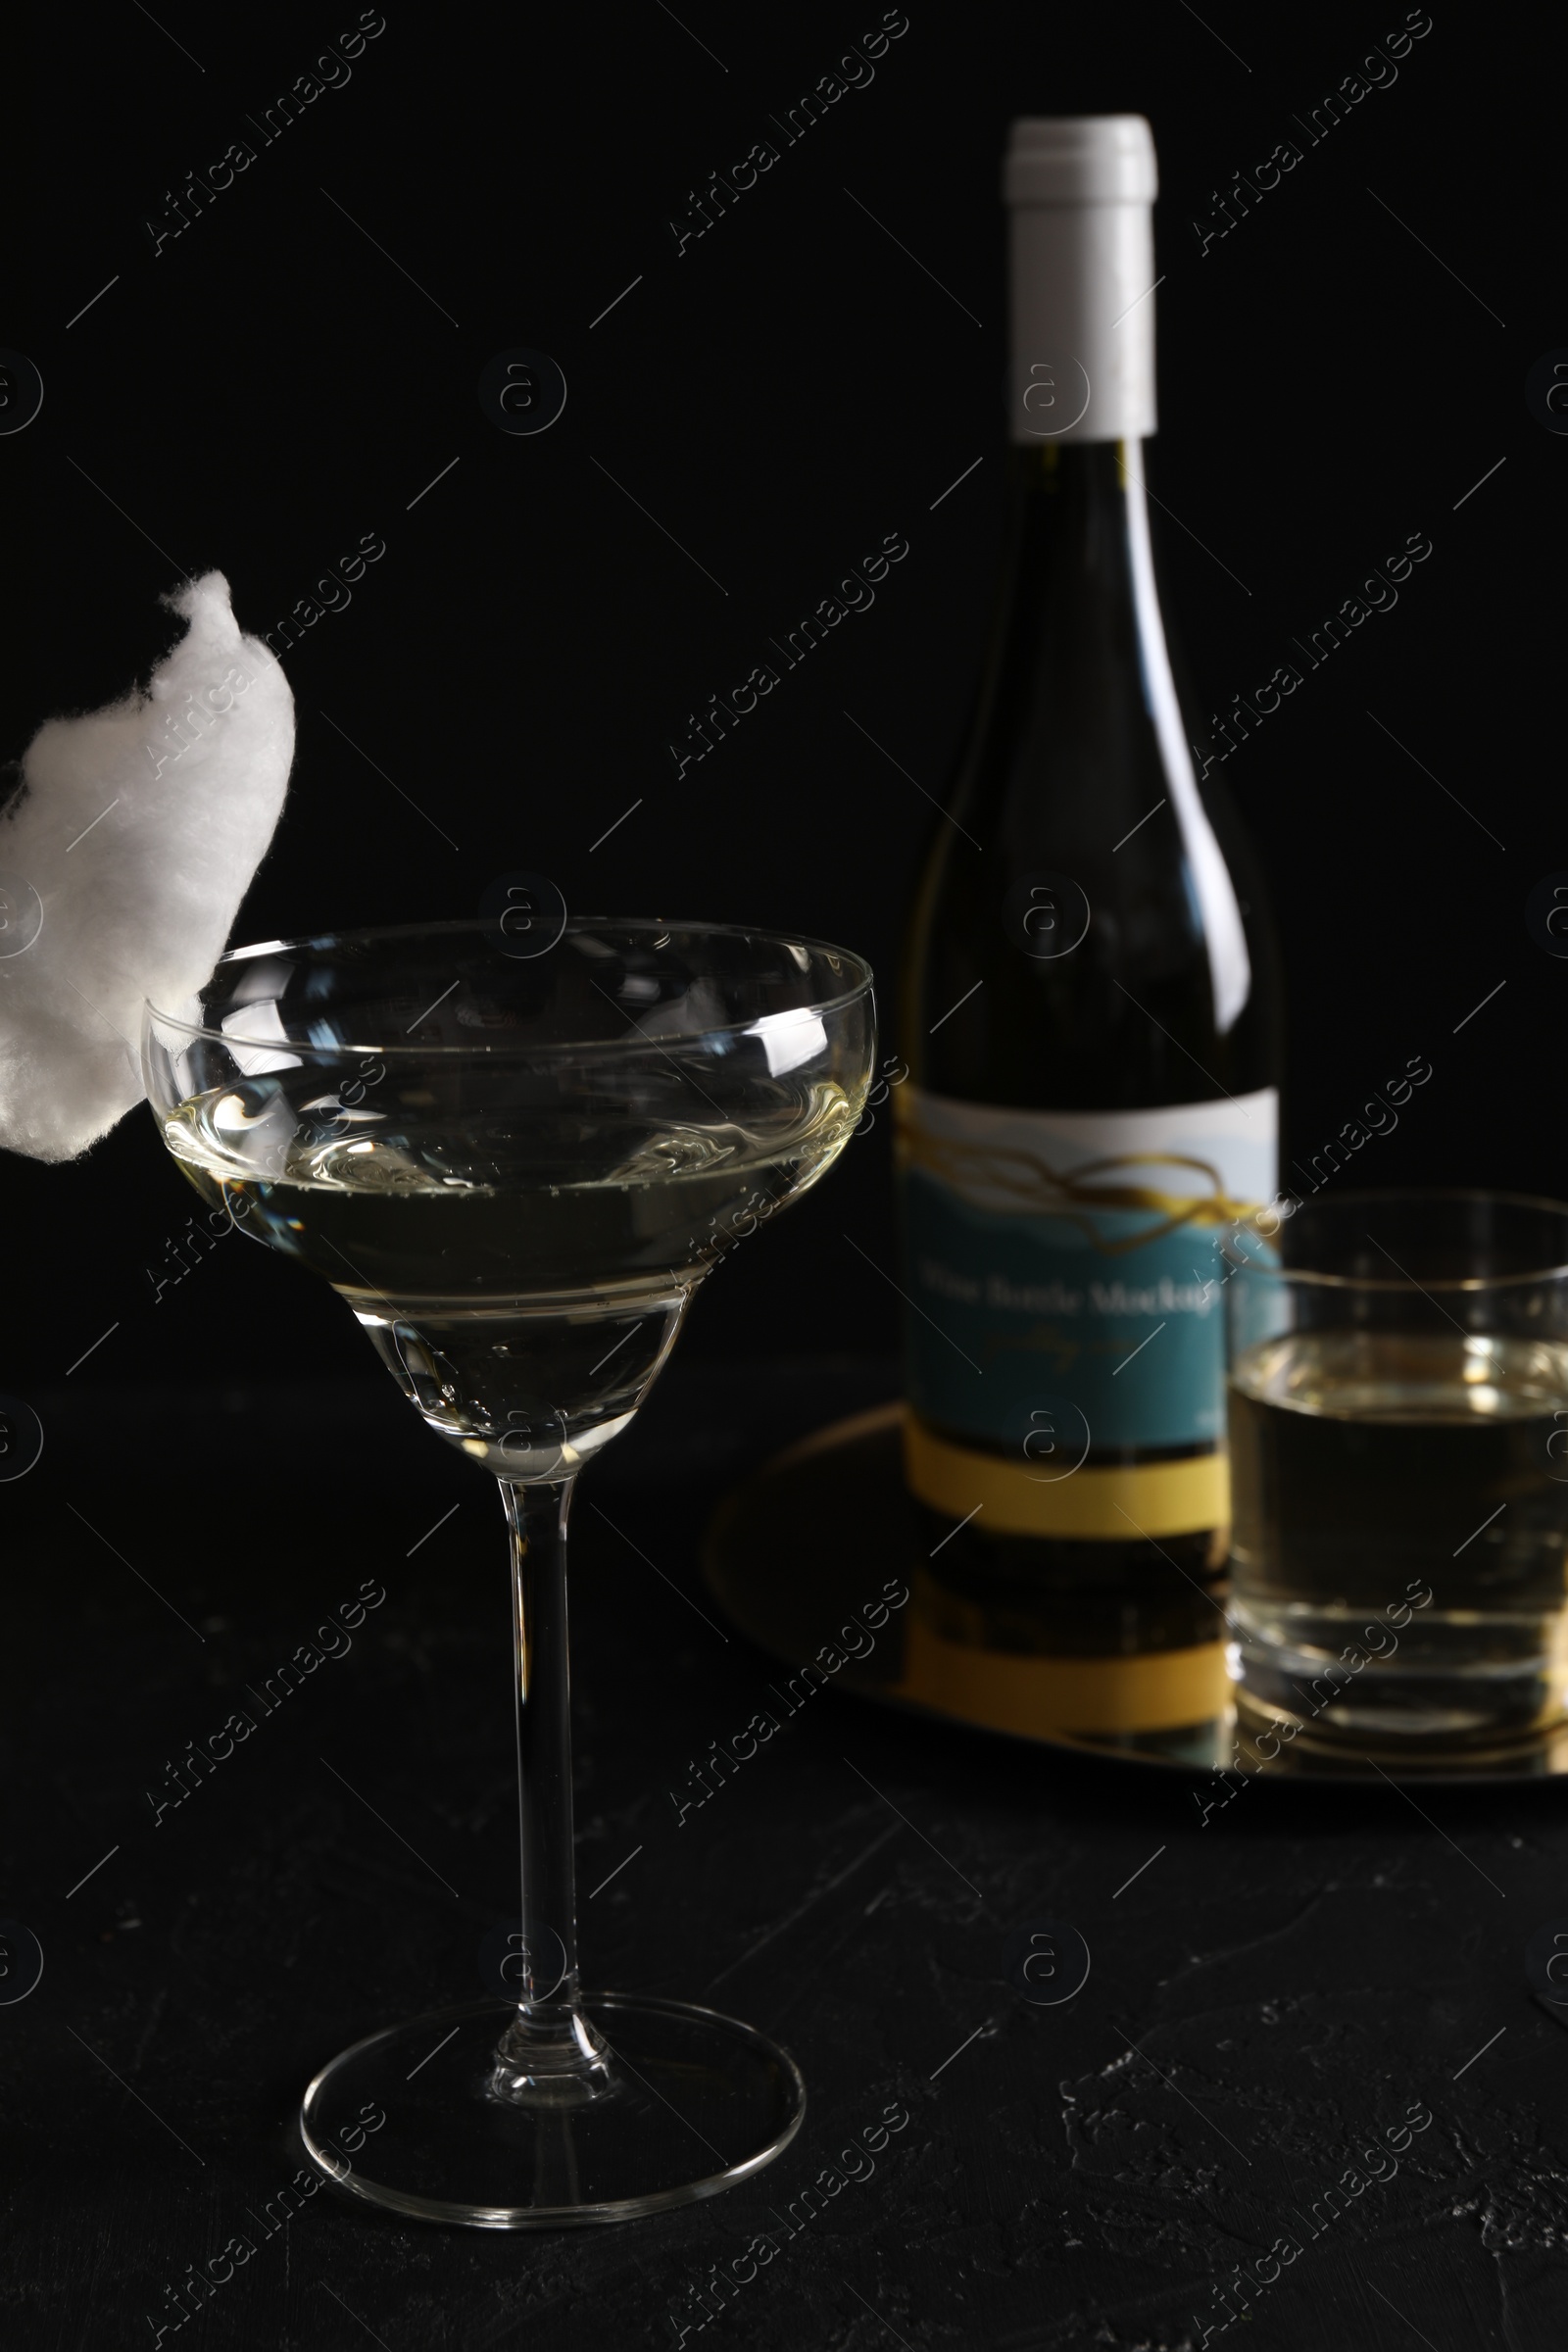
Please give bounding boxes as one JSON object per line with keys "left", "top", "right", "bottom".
{"left": 142, "top": 915, "right": 876, "bottom": 1059}
{"left": 1221, "top": 1186, "right": 1568, "bottom": 1292}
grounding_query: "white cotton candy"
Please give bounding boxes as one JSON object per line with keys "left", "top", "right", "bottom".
{"left": 0, "top": 572, "right": 293, "bottom": 1161}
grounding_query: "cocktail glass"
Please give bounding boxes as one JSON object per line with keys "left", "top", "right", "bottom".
{"left": 142, "top": 916, "right": 875, "bottom": 2226}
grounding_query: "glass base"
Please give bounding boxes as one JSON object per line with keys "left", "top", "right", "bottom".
{"left": 1228, "top": 1595, "right": 1568, "bottom": 1762}
{"left": 298, "top": 1994, "right": 806, "bottom": 2228}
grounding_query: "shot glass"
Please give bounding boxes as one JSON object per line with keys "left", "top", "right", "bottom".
{"left": 1222, "top": 1190, "right": 1568, "bottom": 1762}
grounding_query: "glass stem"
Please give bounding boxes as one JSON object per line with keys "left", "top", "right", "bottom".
{"left": 493, "top": 1476, "right": 608, "bottom": 2091}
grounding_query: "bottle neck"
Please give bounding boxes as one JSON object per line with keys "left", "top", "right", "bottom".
{"left": 1005, "top": 439, "right": 1147, "bottom": 557}
{"left": 1000, "top": 442, "right": 1254, "bottom": 1037}
{"left": 1002, "top": 441, "right": 1164, "bottom": 649}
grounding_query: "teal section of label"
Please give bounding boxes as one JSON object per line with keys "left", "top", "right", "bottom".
{"left": 899, "top": 1166, "right": 1226, "bottom": 1451}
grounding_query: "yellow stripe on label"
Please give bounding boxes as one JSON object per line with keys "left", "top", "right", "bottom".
{"left": 897, "top": 1614, "right": 1229, "bottom": 1736}
{"left": 904, "top": 1414, "right": 1229, "bottom": 1538}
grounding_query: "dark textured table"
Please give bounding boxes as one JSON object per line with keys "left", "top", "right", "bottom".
{"left": 5, "top": 1356, "right": 1566, "bottom": 2350}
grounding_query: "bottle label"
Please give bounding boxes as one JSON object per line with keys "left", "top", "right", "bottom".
{"left": 896, "top": 1087, "right": 1278, "bottom": 1518}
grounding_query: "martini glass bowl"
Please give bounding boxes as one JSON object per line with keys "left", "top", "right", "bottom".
{"left": 142, "top": 915, "right": 875, "bottom": 2227}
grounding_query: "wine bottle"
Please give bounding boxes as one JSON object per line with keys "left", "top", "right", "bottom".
{"left": 895, "top": 116, "right": 1281, "bottom": 1744}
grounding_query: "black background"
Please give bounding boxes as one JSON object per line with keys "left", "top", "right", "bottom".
{"left": 7, "top": 5, "right": 1568, "bottom": 2349}
{"left": 7, "top": 0, "right": 1563, "bottom": 1394}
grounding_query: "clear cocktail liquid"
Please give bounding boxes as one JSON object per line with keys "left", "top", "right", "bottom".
{"left": 166, "top": 1078, "right": 856, "bottom": 1476}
